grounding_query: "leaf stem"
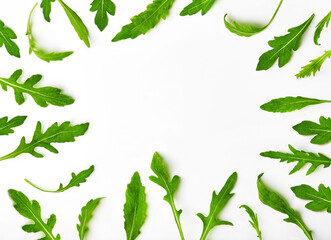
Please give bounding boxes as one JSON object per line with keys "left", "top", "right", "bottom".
{"left": 265, "top": 0, "right": 283, "bottom": 29}
{"left": 169, "top": 197, "right": 185, "bottom": 240}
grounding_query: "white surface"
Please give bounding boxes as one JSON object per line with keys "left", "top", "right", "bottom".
{"left": 0, "top": 0, "right": 331, "bottom": 239}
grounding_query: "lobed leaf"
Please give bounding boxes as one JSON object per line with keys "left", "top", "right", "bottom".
{"left": 240, "top": 205, "right": 262, "bottom": 240}
{"left": 0, "top": 20, "right": 20, "bottom": 57}
{"left": 314, "top": 11, "right": 331, "bottom": 45}
{"left": 296, "top": 51, "right": 331, "bottom": 79}
{"left": 180, "top": 0, "right": 217, "bottom": 16}
{"left": 0, "top": 116, "right": 26, "bottom": 135}
{"left": 40, "top": 0, "right": 56, "bottom": 22}
{"left": 90, "top": 0, "right": 116, "bottom": 31}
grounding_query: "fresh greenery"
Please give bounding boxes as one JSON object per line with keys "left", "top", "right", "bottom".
{"left": 90, "top": 0, "right": 116, "bottom": 31}
{"left": 112, "top": 0, "right": 176, "bottom": 42}
{"left": 149, "top": 152, "right": 185, "bottom": 240}
{"left": 295, "top": 51, "right": 331, "bottom": 78}
{"left": 292, "top": 184, "right": 331, "bottom": 213}
{"left": 0, "top": 20, "right": 20, "bottom": 57}
{"left": 124, "top": 172, "right": 147, "bottom": 240}
{"left": 260, "top": 144, "right": 331, "bottom": 175}
{"left": 293, "top": 116, "right": 331, "bottom": 145}
{"left": 256, "top": 14, "right": 314, "bottom": 71}
{"left": 40, "top": 0, "right": 56, "bottom": 22}
{"left": 314, "top": 11, "right": 331, "bottom": 45}
{"left": 25, "top": 165, "right": 94, "bottom": 193}
{"left": 197, "top": 172, "right": 237, "bottom": 240}
{"left": 257, "top": 174, "right": 313, "bottom": 240}
{"left": 28, "top": 3, "right": 73, "bottom": 62}
{"left": 240, "top": 205, "right": 262, "bottom": 240}
{"left": 0, "top": 121, "right": 89, "bottom": 161}
{"left": 260, "top": 96, "right": 331, "bottom": 113}
{"left": 0, "top": 69, "right": 74, "bottom": 107}
{"left": 224, "top": 0, "right": 283, "bottom": 37}
{"left": 0, "top": 116, "right": 26, "bottom": 135}
{"left": 180, "top": 0, "right": 218, "bottom": 16}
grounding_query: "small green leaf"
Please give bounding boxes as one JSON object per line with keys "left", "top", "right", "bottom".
{"left": 0, "top": 121, "right": 89, "bottom": 161}
{"left": 25, "top": 165, "right": 94, "bottom": 193}
{"left": 90, "top": 0, "right": 116, "bottom": 31}
{"left": 58, "top": 0, "right": 90, "bottom": 47}
{"left": 260, "top": 96, "right": 331, "bottom": 113}
{"left": 77, "top": 198, "right": 103, "bottom": 240}
{"left": 256, "top": 14, "right": 314, "bottom": 70}
{"left": 293, "top": 116, "right": 331, "bottom": 145}
{"left": 260, "top": 144, "right": 331, "bottom": 175}
{"left": 257, "top": 174, "right": 313, "bottom": 240}
{"left": 314, "top": 11, "right": 331, "bottom": 45}
{"left": 292, "top": 184, "right": 331, "bottom": 213}
{"left": 180, "top": 0, "right": 217, "bottom": 16}
{"left": 0, "top": 69, "right": 75, "bottom": 107}
{"left": 9, "top": 189, "right": 61, "bottom": 240}
{"left": 0, "top": 116, "right": 27, "bottom": 135}
{"left": 124, "top": 172, "right": 147, "bottom": 240}
{"left": 197, "top": 172, "right": 237, "bottom": 240}
{"left": 240, "top": 205, "right": 262, "bottom": 240}
{"left": 0, "top": 20, "right": 20, "bottom": 57}
{"left": 40, "top": 0, "right": 56, "bottom": 22}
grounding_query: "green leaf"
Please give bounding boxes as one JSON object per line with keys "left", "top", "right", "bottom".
{"left": 124, "top": 172, "right": 147, "bottom": 240}
{"left": 257, "top": 174, "right": 313, "bottom": 240}
{"left": 58, "top": 0, "right": 90, "bottom": 47}
{"left": 25, "top": 165, "right": 94, "bottom": 193}
{"left": 149, "top": 152, "right": 185, "bottom": 240}
{"left": 314, "top": 11, "right": 331, "bottom": 45}
{"left": 260, "top": 144, "right": 331, "bottom": 175}
{"left": 240, "top": 205, "right": 262, "bottom": 240}
{"left": 90, "top": 0, "right": 116, "bottom": 31}
{"left": 256, "top": 14, "right": 314, "bottom": 71}
{"left": 295, "top": 50, "right": 331, "bottom": 78}
{"left": 28, "top": 3, "right": 73, "bottom": 62}
{"left": 293, "top": 116, "right": 331, "bottom": 145}
{"left": 40, "top": 0, "right": 56, "bottom": 22}
{"left": 291, "top": 184, "right": 331, "bottom": 213}
{"left": 197, "top": 172, "right": 237, "bottom": 240}
{"left": 0, "top": 116, "right": 27, "bottom": 135}
{"left": 112, "top": 0, "right": 176, "bottom": 42}
{"left": 180, "top": 0, "right": 217, "bottom": 16}
{"left": 224, "top": 0, "right": 283, "bottom": 37}
{"left": 8, "top": 189, "right": 61, "bottom": 240}
{"left": 0, "top": 69, "right": 75, "bottom": 107}
{"left": 0, "top": 121, "right": 89, "bottom": 161}
{"left": 0, "top": 20, "right": 20, "bottom": 57}
{"left": 77, "top": 198, "right": 103, "bottom": 240}
{"left": 260, "top": 96, "right": 331, "bottom": 113}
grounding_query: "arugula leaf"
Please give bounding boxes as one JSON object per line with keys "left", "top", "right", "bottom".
{"left": 292, "top": 184, "right": 331, "bottom": 213}
{"left": 224, "top": 0, "right": 283, "bottom": 37}
{"left": 57, "top": 0, "right": 90, "bottom": 47}
{"left": 180, "top": 0, "right": 217, "bottom": 16}
{"left": 0, "top": 20, "right": 20, "bottom": 57}
{"left": 28, "top": 3, "right": 73, "bottom": 62}
{"left": 260, "top": 144, "right": 331, "bottom": 175}
{"left": 293, "top": 116, "right": 331, "bottom": 145}
{"left": 25, "top": 165, "right": 94, "bottom": 193}
{"left": 257, "top": 174, "right": 313, "bottom": 240}
{"left": 256, "top": 14, "right": 314, "bottom": 71}
{"left": 149, "top": 152, "right": 185, "bottom": 240}
{"left": 0, "top": 116, "right": 26, "bottom": 135}
{"left": 8, "top": 189, "right": 61, "bottom": 240}
{"left": 112, "top": 0, "right": 175, "bottom": 42}
{"left": 295, "top": 50, "right": 331, "bottom": 79}
{"left": 260, "top": 96, "right": 331, "bottom": 113}
{"left": 314, "top": 11, "right": 331, "bottom": 45}
{"left": 124, "top": 172, "right": 147, "bottom": 240}
{"left": 41, "top": 0, "right": 56, "bottom": 22}
{"left": 240, "top": 205, "right": 262, "bottom": 240}
{"left": 90, "top": 0, "right": 116, "bottom": 31}
{"left": 197, "top": 172, "right": 237, "bottom": 240}
{"left": 0, "top": 69, "right": 74, "bottom": 107}
{"left": 77, "top": 198, "right": 103, "bottom": 240}
{"left": 0, "top": 121, "right": 89, "bottom": 161}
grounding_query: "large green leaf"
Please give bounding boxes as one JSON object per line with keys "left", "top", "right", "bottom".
{"left": 0, "top": 20, "right": 20, "bottom": 57}
{"left": 90, "top": 0, "right": 116, "bottom": 31}
{"left": 40, "top": 0, "right": 56, "bottom": 22}
{"left": 0, "top": 116, "right": 26, "bottom": 135}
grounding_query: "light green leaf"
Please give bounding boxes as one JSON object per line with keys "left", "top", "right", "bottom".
{"left": 0, "top": 20, "right": 20, "bottom": 57}
{"left": 260, "top": 144, "right": 331, "bottom": 175}
{"left": 314, "top": 11, "right": 331, "bottom": 45}
{"left": 257, "top": 174, "right": 313, "bottom": 240}
{"left": 180, "top": 0, "right": 217, "bottom": 16}
{"left": 257, "top": 14, "right": 314, "bottom": 70}
{"left": 0, "top": 121, "right": 89, "bottom": 161}
{"left": 124, "top": 172, "right": 147, "bottom": 240}
{"left": 112, "top": 0, "right": 175, "bottom": 42}
{"left": 9, "top": 189, "right": 61, "bottom": 240}
{"left": 197, "top": 172, "right": 237, "bottom": 240}
{"left": 40, "top": 0, "right": 56, "bottom": 22}
{"left": 240, "top": 205, "right": 262, "bottom": 240}
{"left": 90, "top": 0, "right": 116, "bottom": 31}
{"left": 0, "top": 116, "right": 26, "bottom": 135}
{"left": 25, "top": 165, "right": 94, "bottom": 193}
{"left": 295, "top": 51, "right": 331, "bottom": 78}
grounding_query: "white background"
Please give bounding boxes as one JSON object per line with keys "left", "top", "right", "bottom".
{"left": 0, "top": 0, "right": 331, "bottom": 239}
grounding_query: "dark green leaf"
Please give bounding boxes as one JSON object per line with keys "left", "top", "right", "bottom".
{"left": 90, "top": 0, "right": 116, "bottom": 31}
{"left": 40, "top": 0, "right": 56, "bottom": 22}
{"left": 180, "top": 0, "right": 217, "bottom": 16}
{"left": 0, "top": 116, "right": 26, "bottom": 135}
{"left": 314, "top": 11, "right": 331, "bottom": 45}
{"left": 0, "top": 20, "right": 20, "bottom": 57}
{"left": 240, "top": 205, "right": 262, "bottom": 240}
